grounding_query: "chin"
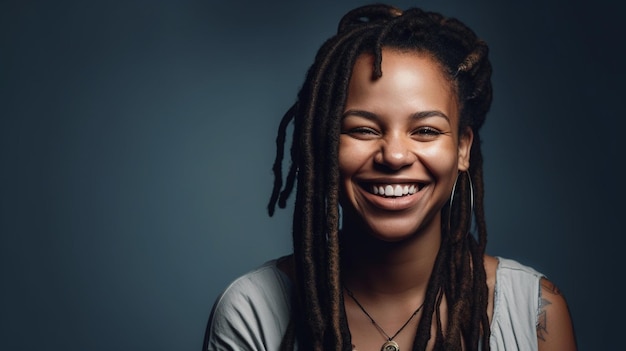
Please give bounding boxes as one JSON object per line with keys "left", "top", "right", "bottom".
{"left": 361, "top": 218, "right": 428, "bottom": 243}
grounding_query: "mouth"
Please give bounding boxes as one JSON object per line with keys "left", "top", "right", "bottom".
{"left": 368, "top": 183, "right": 424, "bottom": 198}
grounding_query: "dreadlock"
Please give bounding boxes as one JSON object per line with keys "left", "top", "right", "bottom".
{"left": 268, "top": 4, "right": 493, "bottom": 351}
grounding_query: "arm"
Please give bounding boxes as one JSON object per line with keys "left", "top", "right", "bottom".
{"left": 537, "top": 278, "right": 577, "bottom": 351}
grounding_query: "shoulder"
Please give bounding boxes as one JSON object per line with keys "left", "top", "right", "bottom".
{"left": 537, "top": 277, "right": 577, "bottom": 351}
{"left": 213, "top": 258, "right": 292, "bottom": 311}
{"left": 488, "top": 256, "right": 577, "bottom": 351}
{"left": 204, "top": 257, "right": 293, "bottom": 351}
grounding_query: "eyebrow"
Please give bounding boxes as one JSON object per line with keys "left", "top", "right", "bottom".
{"left": 342, "top": 109, "right": 450, "bottom": 123}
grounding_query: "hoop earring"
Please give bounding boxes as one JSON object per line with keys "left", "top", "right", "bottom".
{"left": 447, "top": 170, "right": 474, "bottom": 236}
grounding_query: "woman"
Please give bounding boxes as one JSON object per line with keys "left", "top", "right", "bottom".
{"left": 204, "top": 4, "right": 576, "bottom": 351}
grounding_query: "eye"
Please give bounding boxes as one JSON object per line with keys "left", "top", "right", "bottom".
{"left": 412, "top": 127, "right": 443, "bottom": 140}
{"left": 342, "top": 127, "right": 380, "bottom": 140}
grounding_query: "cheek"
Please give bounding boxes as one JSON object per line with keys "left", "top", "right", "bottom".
{"left": 418, "top": 142, "right": 459, "bottom": 175}
{"left": 338, "top": 138, "right": 364, "bottom": 177}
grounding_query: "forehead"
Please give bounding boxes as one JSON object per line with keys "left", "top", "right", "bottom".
{"left": 345, "top": 49, "right": 459, "bottom": 121}
{"left": 350, "top": 49, "right": 455, "bottom": 94}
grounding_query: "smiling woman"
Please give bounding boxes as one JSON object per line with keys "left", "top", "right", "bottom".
{"left": 203, "top": 4, "right": 577, "bottom": 351}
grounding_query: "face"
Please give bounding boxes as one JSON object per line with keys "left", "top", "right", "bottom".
{"left": 339, "top": 49, "right": 473, "bottom": 242}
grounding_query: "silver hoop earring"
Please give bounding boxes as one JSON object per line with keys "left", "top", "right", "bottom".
{"left": 447, "top": 170, "right": 474, "bottom": 235}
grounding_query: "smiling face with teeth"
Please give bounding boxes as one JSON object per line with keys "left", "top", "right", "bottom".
{"left": 338, "top": 48, "right": 473, "bottom": 243}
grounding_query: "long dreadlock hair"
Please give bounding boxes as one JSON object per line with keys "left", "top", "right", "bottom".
{"left": 267, "top": 4, "right": 493, "bottom": 351}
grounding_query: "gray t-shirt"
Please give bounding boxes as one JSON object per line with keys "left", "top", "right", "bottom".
{"left": 205, "top": 257, "right": 543, "bottom": 351}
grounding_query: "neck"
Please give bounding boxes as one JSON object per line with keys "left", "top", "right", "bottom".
{"left": 340, "top": 217, "right": 441, "bottom": 299}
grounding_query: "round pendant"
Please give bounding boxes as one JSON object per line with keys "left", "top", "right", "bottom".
{"left": 381, "top": 340, "right": 399, "bottom": 351}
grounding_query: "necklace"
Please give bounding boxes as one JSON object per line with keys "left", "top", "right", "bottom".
{"left": 345, "top": 287, "right": 424, "bottom": 351}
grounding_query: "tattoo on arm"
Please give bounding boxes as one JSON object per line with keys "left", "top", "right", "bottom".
{"left": 537, "top": 279, "right": 563, "bottom": 342}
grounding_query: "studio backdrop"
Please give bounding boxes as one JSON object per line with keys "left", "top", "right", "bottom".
{"left": 1, "top": 0, "right": 623, "bottom": 350}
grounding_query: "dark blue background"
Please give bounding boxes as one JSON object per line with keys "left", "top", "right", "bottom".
{"left": 1, "top": 0, "right": 623, "bottom": 350}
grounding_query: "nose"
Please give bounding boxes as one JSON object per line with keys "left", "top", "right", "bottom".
{"left": 375, "top": 134, "right": 417, "bottom": 171}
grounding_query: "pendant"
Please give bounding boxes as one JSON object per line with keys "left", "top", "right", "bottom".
{"left": 381, "top": 340, "right": 399, "bottom": 351}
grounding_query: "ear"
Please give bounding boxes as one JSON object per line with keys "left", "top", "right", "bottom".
{"left": 457, "top": 127, "right": 473, "bottom": 171}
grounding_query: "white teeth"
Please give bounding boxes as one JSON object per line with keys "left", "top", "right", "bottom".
{"left": 385, "top": 185, "right": 394, "bottom": 196}
{"left": 371, "top": 184, "right": 420, "bottom": 197}
{"left": 394, "top": 185, "right": 403, "bottom": 196}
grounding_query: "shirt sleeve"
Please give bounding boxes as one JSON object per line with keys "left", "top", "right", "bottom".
{"left": 204, "top": 263, "right": 292, "bottom": 351}
{"left": 489, "top": 257, "right": 544, "bottom": 351}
